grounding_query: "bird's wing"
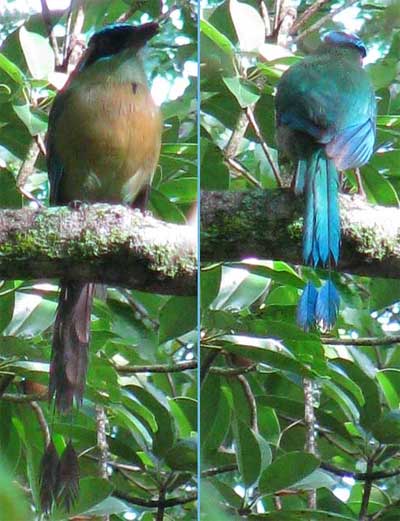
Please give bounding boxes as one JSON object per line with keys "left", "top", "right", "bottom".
{"left": 276, "top": 57, "right": 376, "bottom": 155}
{"left": 47, "top": 90, "right": 70, "bottom": 205}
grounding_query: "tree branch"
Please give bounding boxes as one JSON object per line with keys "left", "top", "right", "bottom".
{"left": 116, "top": 360, "right": 197, "bottom": 374}
{"left": 201, "top": 189, "right": 400, "bottom": 279}
{"left": 0, "top": 204, "right": 196, "bottom": 295}
{"left": 114, "top": 490, "right": 197, "bottom": 508}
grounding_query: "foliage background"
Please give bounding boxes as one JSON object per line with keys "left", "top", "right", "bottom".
{"left": 200, "top": 1, "right": 400, "bottom": 520}
{"left": 0, "top": 0, "right": 197, "bottom": 519}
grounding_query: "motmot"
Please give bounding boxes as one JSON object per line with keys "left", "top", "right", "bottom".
{"left": 46, "top": 22, "right": 162, "bottom": 413}
{"left": 275, "top": 31, "right": 376, "bottom": 330}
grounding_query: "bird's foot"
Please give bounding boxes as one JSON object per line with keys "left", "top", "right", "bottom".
{"left": 68, "top": 200, "right": 86, "bottom": 210}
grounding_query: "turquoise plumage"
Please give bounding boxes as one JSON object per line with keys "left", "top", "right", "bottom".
{"left": 275, "top": 31, "right": 376, "bottom": 329}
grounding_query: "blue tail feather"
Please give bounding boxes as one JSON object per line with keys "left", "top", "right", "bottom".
{"left": 297, "top": 282, "right": 318, "bottom": 331}
{"left": 303, "top": 149, "right": 340, "bottom": 267}
{"left": 294, "top": 160, "right": 306, "bottom": 195}
{"left": 315, "top": 280, "right": 340, "bottom": 329}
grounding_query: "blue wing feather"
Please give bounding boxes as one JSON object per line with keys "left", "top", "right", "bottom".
{"left": 326, "top": 119, "right": 375, "bottom": 170}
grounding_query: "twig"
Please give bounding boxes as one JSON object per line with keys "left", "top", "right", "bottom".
{"left": 201, "top": 464, "right": 238, "bottom": 477}
{"left": 16, "top": 140, "right": 41, "bottom": 205}
{"left": 96, "top": 406, "right": 109, "bottom": 480}
{"left": 290, "top": 0, "right": 330, "bottom": 34}
{"left": 295, "top": 0, "right": 360, "bottom": 42}
{"left": 276, "top": 1, "right": 297, "bottom": 47}
{"left": 237, "top": 374, "right": 258, "bottom": 432}
{"left": 116, "top": 360, "right": 197, "bottom": 374}
{"left": 224, "top": 112, "right": 250, "bottom": 160}
{"left": 359, "top": 459, "right": 374, "bottom": 521}
{"left": 322, "top": 335, "right": 400, "bottom": 347}
{"left": 245, "top": 107, "right": 283, "bottom": 186}
{"left": 273, "top": 0, "right": 282, "bottom": 30}
{"left": 303, "top": 378, "right": 317, "bottom": 509}
{"left": 2, "top": 392, "right": 46, "bottom": 402}
{"left": 63, "top": 2, "right": 85, "bottom": 72}
{"left": 156, "top": 480, "right": 168, "bottom": 521}
{"left": 117, "top": 2, "right": 146, "bottom": 23}
{"left": 225, "top": 157, "right": 262, "bottom": 188}
{"left": 355, "top": 168, "right": 366, "bottom": 198}
{"left": 258, "top": 0, "right": 272, "bottom": 36}
{"left": 96, "top": 406, "right": 110, "bottom": 521}
{"left": 40, "top": 0, "right": 62, "bottom": 66}
{"left": 210, "top": 364, "right": 257, "bottom": 376}
{"left": 320, "top": 462, "right": 400, "bottom": 481}
{"left": 114, "top": 490, "right": 197, "bottom": 508}
{"left": 30, "top": 401, "right": 50, "bottom": 446}
{"left": 200, "top": 351, "right": 220, "bottom": 384}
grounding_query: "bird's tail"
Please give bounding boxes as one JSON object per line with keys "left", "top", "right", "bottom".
{"left": 49, "top": 281, "right": 95, "bottom": 413}
{"left": 296, "top": 149, "right": 340, "bottom": 330}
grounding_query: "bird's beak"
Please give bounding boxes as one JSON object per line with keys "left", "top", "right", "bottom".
{"left": 128, "top": 22, "right": 159, "bottom": 49}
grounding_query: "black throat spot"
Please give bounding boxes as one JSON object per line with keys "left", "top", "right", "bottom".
{"left": 132, "top": 82, "right": 138, "bottom": 94}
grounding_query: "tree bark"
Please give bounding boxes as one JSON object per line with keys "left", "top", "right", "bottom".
{"left": 0, "top": 204, "right": 196, "bottom": 295}
{"left": 201, "top": 189, "right": 400, "bottom": 279}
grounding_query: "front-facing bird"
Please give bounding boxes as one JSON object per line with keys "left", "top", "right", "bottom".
{"left": 275, "top": 31, "right": 376, "bottom": 330}
{"left": 41, "top": 21, "right": 162, "bottom": 514}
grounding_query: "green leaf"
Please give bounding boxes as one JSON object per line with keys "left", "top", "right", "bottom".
{"left": 52, "top": 478, "right": 113, "bottom": 520}
{"left": 158, "top": 177, "right": 197, "bottom": 204}
{"left": 0, "top": 282, "right": 15, "bottom": 333}
{"left": 164, "top": 437, "right": 197, "bottom": 471}
{"left": 223, "top": 77, "right": 260, "bottom": 108}
{"left": 19, "top": 26, "right": 55, "bottom": 79}
{"left": 258, "top": 451, "right": 320, "bottom": 495}
{"left": 159, "top": 296, "right": 197, "bottom": 343}
{"left": 12, "top": 103, "right": 48, "bottom": 136}
{"left": 201, "top": 376, "right": 231, "bottom": 457}
{"left": 201, "top": 19, "right": 235, "bottom": 56}
{"left": 0, "top": 53, "right": 25, "bottom": 84}
{"left": 212, "top": 266, "right": 269, "bottom": 310}
{"left": 0, "top": 460, "right": 30, "bottom": 520}
{"left": 232, "top": 418, "right": 261, "bottom": 487}
{"left": 201, "top": 265, "right": 222, "bottom": 310}
{"left": 150, "top": 188, "right": 186, "bottom": 224}
{"left": 371, "top": 409, "right": 400, "bottom": 444}
{"left": 126, "top": 385, "right": 176, "bottom": 457}
{"left": 377, "top": 369, "right": 400, "bottom": 410}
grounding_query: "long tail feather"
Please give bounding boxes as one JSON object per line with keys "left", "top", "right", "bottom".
{"left": 49, "top": 281, "right": 95, "bottom": 413}
{"left": 303, "top": 150, "right": 340, "bottom": 267}
{"left": 315, "top": 280, "right": 340, "bottom": 330}
{"left": 300, "top": 149, "right": 341, "bottom": 330}
{"left": 39, "top": 440, "right": 60, "bottom": 514}
{"left": 56, "top": 441, "right": 80, "bottom": 512}
{"left": 297, "top": 282, "right": 318, "bottom": 331}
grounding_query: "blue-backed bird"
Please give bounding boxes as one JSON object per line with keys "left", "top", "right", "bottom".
{"left": 275, "top": 31, "right": 376, "bottom": 330}
{"left": 46, "top": 22, "right": 162, "bottom": 413}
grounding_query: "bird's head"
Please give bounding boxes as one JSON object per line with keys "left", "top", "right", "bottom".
{"left": 82, "top": 22, "right": 159, "bottom": 69}
{"left": 323, "top": 31, "right": 367, "bottom": 62}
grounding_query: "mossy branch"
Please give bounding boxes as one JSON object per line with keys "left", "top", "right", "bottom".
{"left": 201, "top": 189, "right": 400, "bottom": 279}
{"left": 0, "top": 204, "right": 196, "bottom": 295}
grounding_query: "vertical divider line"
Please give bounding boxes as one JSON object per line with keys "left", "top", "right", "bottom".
{"left": 196, "top": 1, "right": 201, "bottom": 519}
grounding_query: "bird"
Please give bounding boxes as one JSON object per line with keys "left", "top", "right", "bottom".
{"left": 46, "top": 22, "right": 162, "bottom": 413}
{"left": 275, "top": 31, "right": 376, "bottom": 330}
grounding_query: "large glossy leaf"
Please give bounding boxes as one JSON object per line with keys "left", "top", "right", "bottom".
{"left": 159, "top": 296, "right": 197, "bottom": 343}
{"left": 232, "top": 417, "right": 261, "bottom": 487}
{"left": 258, "top": 451, "right": 320, "bottom": 495}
